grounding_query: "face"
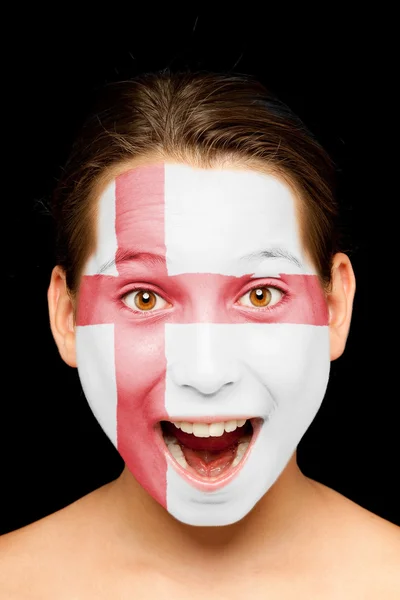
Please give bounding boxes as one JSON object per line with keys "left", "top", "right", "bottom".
{"left": 75, "top": 162, "right": 330, "bottom": 526}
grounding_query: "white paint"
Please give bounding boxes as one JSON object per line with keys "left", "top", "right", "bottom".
{"left": 164, "top": 164, "right": 314, "bottom": 276}
{"left": 84, "top": 180, "right": 119, "bottom": 276}
{"left": 76, "top": 324, "right": 118, "bottom": 445}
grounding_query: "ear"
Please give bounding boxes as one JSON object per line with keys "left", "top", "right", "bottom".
{"left": 47, "top": 266, "right": 77, "bottom": 367}
{"left": 327, "top": 252, "right": 356, "bottom": 361}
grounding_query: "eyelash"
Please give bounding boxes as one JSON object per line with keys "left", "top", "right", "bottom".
{"left": 120, "top": 281, "right": 287, "bottom": 315}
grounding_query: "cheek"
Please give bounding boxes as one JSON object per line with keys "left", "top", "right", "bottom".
{"left": 115, "top": 321, "right": 167, "bottom": 414}
{"left": 239, "top": 323, "right": 330, "bottom": 410}
{"left": 76, "top": 325, "right": 119, "bottom": 443}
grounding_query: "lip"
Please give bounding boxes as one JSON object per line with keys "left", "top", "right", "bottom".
{"left": 154, "top": 416, "right": 265, "bottom": 492}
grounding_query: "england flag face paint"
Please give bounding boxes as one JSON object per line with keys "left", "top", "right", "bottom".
{"left": 75, "top": 163, "right": 330, "bottom": 526}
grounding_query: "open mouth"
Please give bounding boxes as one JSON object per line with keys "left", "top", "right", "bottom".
{"left": 160, "top": 417, "right": 263, "bottom": 482}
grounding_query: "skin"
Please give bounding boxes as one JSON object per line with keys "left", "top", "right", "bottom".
{"left": 0, "top": 157, "right": 399, "bottom": 599}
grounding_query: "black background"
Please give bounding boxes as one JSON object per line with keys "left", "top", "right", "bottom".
{"left": 3, "top": 11, "right": 398, "bottom": 535}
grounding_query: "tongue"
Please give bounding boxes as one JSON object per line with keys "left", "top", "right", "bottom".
{"left": 162, "top": 421, "right": 251, "bottom": 478}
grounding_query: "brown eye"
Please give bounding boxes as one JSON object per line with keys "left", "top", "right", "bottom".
{"left": 123, "top": 290, "right": 169, "bottom": 312}
{"left": 238, "top": 286, "right": 283, "bottom": 309}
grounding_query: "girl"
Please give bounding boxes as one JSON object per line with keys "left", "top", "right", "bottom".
{"left": 1, "top": 71, "right": 398, "bottom": 599}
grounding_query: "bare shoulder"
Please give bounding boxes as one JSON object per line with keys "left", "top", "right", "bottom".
{"left": 313, "top": 479, "right": 400, "bottom": 546}
{"left": 0, "top": 485, "right": 112, "bottom": 599}
{"left": 309, "top": 479, "right": 400, "bottom": 597}
{"left": 1, "top": 479, "right": 398, "bottom": 600}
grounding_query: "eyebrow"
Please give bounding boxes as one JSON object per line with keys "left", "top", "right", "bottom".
{"left": 98, "top": 250, "right": 166, "bottom": 274}
{"left": 98, "top": 246, "right": 303, "bottom": 274}
{"left": 238, "top": 248, "right": 303, "bottom": 269}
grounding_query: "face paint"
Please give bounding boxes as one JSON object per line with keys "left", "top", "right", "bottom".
{"left": 75, "top": 163, "right": 330, "bottom": 527}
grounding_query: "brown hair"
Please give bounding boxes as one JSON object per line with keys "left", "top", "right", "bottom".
{"left": 51, "top": 70, "right": 339, "bottom": 295}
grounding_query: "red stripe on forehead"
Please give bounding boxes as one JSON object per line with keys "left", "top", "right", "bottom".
{"left": 115, "top": 164, "right": 167, "bottom": 270}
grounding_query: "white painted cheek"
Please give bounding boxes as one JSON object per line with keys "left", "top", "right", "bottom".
{"left": 239, "top": 323, "right": 331, "bottom": 441}
{"left": 239, "top": 323, "right": 331, "bottom": 408}
{"left": 84, "top": 181, "right": 118, "bottom": 276}
{"left": 75, "top": 325, "right": 118, "bottom": 445}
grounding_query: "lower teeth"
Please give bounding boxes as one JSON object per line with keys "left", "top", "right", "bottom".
{"left": 163, "top": 434, "right": 251, "bottom": 477}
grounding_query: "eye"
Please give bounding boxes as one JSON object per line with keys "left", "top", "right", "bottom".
{"left": 122, "top": 289, "right": 169, "bottom": 312}
{"left": 237, "top": 285, "right": 283, "bottom": 309}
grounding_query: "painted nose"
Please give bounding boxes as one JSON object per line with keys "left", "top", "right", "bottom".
{"left": 168, "top": 323, "right": 241, "bottom": 396}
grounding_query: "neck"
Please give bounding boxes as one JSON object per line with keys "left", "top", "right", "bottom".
{"left": 100, "top": 453, "right": 323, "bottom": 575}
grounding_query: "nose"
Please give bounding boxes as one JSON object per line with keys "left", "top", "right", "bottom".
{"left": 167, "top": 323, "right": 241, "bottom": 396}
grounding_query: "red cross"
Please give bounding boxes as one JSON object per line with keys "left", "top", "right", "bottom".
{"left": 76, "top": 165, "right": 328, "bottom": 507}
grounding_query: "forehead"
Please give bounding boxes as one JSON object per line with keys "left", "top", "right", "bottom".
{"left": 88, "top": 162, "right": 312, "bottom": 277}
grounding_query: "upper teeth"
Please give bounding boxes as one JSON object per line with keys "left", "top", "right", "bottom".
{"left": 170, "top": 419, "right": 247, "bottom": 438}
